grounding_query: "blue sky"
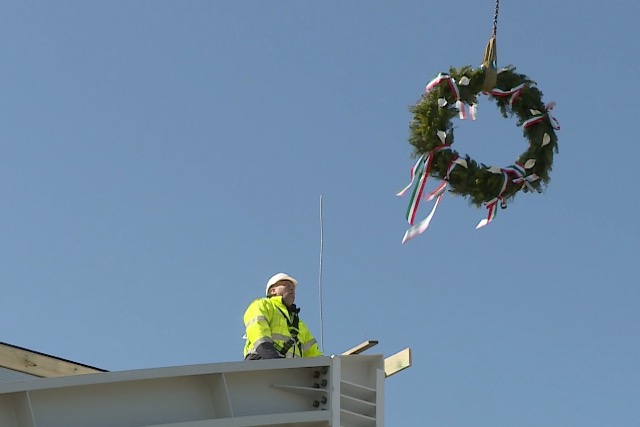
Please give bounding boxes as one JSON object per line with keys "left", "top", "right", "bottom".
{"left": 1, "top": 1, "right": 639, "bottom": 426}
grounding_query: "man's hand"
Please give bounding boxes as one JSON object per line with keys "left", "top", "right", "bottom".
{"left": 256, "top": 342, "right": 284, "bottom": 359}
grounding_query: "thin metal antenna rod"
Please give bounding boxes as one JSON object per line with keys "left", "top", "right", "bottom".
{"left": 318, "top": 194, "right": 325, "bottom": 352}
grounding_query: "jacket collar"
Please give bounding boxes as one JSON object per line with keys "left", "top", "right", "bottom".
{"left": 269, "top": 296, "right": 299, "bottom": 313}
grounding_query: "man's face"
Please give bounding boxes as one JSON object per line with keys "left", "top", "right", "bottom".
{"left": 269, "top": 280, "right": 296, "bottom": 307}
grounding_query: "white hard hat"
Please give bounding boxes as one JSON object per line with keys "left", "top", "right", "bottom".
{"left": 265, "top": 273, "right": 298, "bottom": 296}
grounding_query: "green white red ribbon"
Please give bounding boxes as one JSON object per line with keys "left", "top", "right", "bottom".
{"left": 396, "top": 154, "right": 426, "bottom": 197}
{"left": 504, "top": 163, "right": 540, "bottom": 193}
{"left": 475, "top": 162, "right": 542, "bottom": 229}
{"left": 402, "top": 187, "right": 444, "bottom": 244}
{"left": 404, "top": 159, "right": 429, "bottom": 225}
{"left": 406, "top": 150, "right": 446, "bottom": 224}
{"left": 398, "top": 145, "right": 451, "bottom": 226}
{"left": 401, "top": 155, "right": 464, "bottom": 243}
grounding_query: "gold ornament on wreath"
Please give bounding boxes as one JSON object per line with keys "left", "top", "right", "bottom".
{"left": 397, "top": 0, "right": 560, "bottom": 243}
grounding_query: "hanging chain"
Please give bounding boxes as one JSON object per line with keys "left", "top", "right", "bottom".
{"left": 492, "top": 0, "right": 500, "bottom": 37}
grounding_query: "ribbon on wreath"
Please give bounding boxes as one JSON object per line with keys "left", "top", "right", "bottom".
{"left": 475, "top": 197, "right": 501, "bottom": 229}
{"left": 424, "top": 155, "right": 464, "bottom": 202}
{"left": 456, "top": 100, "right": 477, "bottom": 120}
{"left": 490, "top": 83, "right": 526, "bottom": 109}
{"left": 398, "top": 144, "right": 453, "bottom": 225}
{"left": 426, "top": 73, "right": 475, "bottom": 121}
{"left": 425, "top": 73, "right": 460, "bottom": 98}
{"left": 503, "top": 163, "right": 540, "bottom": 193}
{"left": 523, "top": 102, "right": 561, "bottom": 130}
{"left": 475, "top": 171, "right": 509, "bottom": 229}
{"left": 402, "top": 185, "right": 445, "bottom": 244}
{"left": 545, "top": 102, "right": 561, "bottom": 130}
{"left": 403, "top": 157, "right": 429, "bottom": 226}
{"left": 395, "top": 154, "right": 426, "bottom": 197}
{"left": 401, "top": 155, "right": 466, "bottom": 243}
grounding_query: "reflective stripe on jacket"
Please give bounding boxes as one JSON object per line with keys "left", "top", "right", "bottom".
{"left": 243, "top": 296, "right": 322, "bottom": 358}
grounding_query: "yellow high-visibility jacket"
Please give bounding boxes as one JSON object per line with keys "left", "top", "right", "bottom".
{"left": 243, "top": 296, "right": 322, "bottom": 359}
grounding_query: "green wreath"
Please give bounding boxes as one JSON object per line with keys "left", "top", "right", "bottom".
{"left": 408, "top": 66, "right": 559, "bottom": 209}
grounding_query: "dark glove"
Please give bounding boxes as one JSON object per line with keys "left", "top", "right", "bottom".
{"left": 256, "top": 342, "right": 285, "bottom": 359}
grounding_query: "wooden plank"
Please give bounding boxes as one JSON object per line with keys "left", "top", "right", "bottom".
{"left": 0, "top": 343, "right": 103, "bottom": 378}
{"left": 341, "top": 340, "right": 379, "bottom": 355}
{"left": 384, "top": 348, "right": 411, "bottom": 378}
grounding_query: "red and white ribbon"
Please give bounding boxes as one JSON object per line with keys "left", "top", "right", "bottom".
{"left": 475, "top": 172, "right": 508, "bottom": 229}
{"left": 425, "top": 181, "right": 447, "bottom": 202}
{"left": 513, "top": 173, "right": 540, "bottom": 192}
{"left": 446, "top": 156, "right": 465, "bottom": 179}
{"left": 475, "top": 197, "right": 500, "bottom": 229}
{"left": 423, "top": 155, "right": 465, "bottom": 202}
{"left": 455, "top": 100, "right": 475, "bottom": 120}
{"left": 546, "top": 102, "right": 561, "bottom": 130}
{"left": 523, "top": 102, "right": 561, "bottom": 130}
{"left": 490, "top": 83, "right": 526, "bottom": 109}
{"left": 425, "top": 73, "right": 460, "bottom": 100}
{"left": 425, "top": 73, "right": 476, "bottom": 120}
{"left": 456, "top": 100, "right": 467, "bottom": 119}
{"left": 468, "top": 104, "right": 477, "bottom": 120}
{"left": 425, "top": 73, "right": 449, "bottom": 92}
{"left": 502, "top": 164, "right": 540, "bottom": 192}
{"left": 523, "top": 114, "right": 545, "bottom": 129}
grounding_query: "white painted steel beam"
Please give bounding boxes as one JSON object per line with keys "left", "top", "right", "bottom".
{"left": 0, "top": 355, "right": 394, "bottom": 427}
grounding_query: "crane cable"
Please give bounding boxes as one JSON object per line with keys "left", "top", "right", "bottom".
{"left": 492, "top": 0, "right": 500, "bottom": 38}
{"left": 318, "top": 195, "right": 325, "bottom": 352}
{"left": 481, "top": 0, "right": 500, "bottom": 92}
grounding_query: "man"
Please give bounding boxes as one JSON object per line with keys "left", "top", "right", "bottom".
{"left": 243, "top": 272, "right": 322, "bottom": 360}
